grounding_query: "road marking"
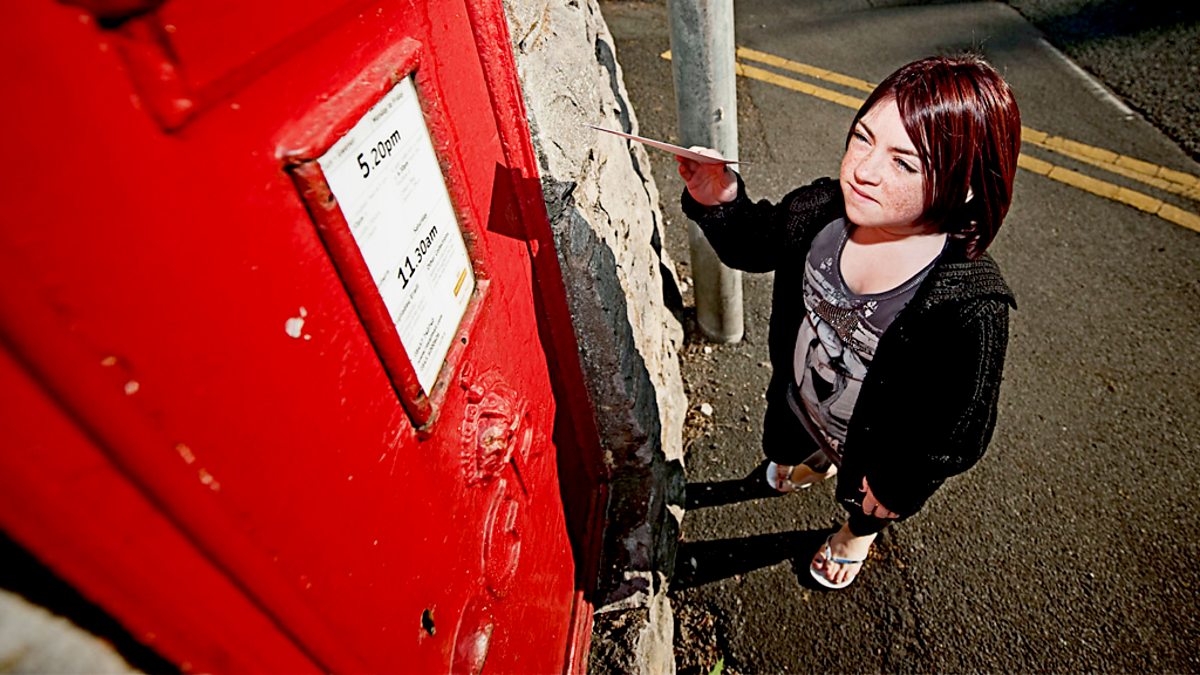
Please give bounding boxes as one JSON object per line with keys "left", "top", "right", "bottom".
{"left": 1018, "top": 154, "right": 1199, "bottom": 230}
{"left": 661, "top": 49, "right": 1200, "bottom": 233}
{"left": 735, "top": 47, "right": 875, "bottom": 93}
{"left": 732, "top": 48, "right": 1200, "bottom": 192}
{"left": 734, "top": 60, "right": 864, "bottom": 109}
{"left": 1021, "top": 136, "right": 1200, "bottom": 200}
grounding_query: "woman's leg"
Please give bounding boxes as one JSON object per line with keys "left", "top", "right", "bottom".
{"left": 761, "top": 401, "right": 818, "bottom": 467}
{"left": 800, "top": 448, "right": 834, "bottom": 472}
{"left": 846, "top": 511, "right": 890, "bottom": 537}
{"left": 761, "top": 401, "right": 839, "bottom": 490}
{"left": 774, "top": 449, "right": 836, "bottom": 489}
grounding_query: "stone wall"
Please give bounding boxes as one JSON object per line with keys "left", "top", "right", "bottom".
{"left": 0, "top": 589, "right": 135, "bottom": 673}
{"left": 501, "top": 0, "right": 686, "bottom": 671}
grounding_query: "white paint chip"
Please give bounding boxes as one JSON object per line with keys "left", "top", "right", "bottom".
{"left": 285, "top": 306, "right": 308, "bottom": 339}
{"left": 124, "top": 381, "right": 140, "bottom": 395}
{"left": 198, "top": 468, "right": 221, "bottom": 492}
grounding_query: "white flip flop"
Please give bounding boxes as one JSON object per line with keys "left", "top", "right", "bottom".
{"left": 809, "top": 535, "right": 866, "bottom": 590}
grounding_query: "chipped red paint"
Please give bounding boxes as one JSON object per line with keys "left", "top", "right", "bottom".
{"left": 111, "top": 14, "right": 197, "bottom": 130}
{"left": 0, "top": 0, "right": 601, "bottom": 672}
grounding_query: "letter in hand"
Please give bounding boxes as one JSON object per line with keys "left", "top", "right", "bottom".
{"left": 676, "top": 147, "right": 738, "bottom": 207}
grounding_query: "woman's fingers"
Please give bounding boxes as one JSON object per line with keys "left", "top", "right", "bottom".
{"left": 866, "top": 498, "right": 897, "bottom": 519}
{"left": 861, "top": 482, "right": 878, "bottom": 517}
{"left": 677, "top": 156, "right": 722, "bottom": 181}
{"left": 675, "top": 156, "right": 696, "bottom": 180}
{"left": 868, "top": 501, "right": 897, "bottom": 519}
{"left": 862, "top": 476, "right": 899, "bottom": 519}
{"left": 677, "top": 147, "right": 736, "bottom": 206}
{"left": 679, "top": 146, "right": 723, "bottom": 175}
{"left": 688, "top": 145, "right": 723, "bottom": 161}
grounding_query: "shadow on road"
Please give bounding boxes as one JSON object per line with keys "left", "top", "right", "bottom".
{"left": 673, "top": 527, "right": 837, "bottom": 591}
{"left": 679, "top": 465, "right": 844, "bottom": 591}
{"left": 1011, "top": 0, "right": 1199, "bottom": 44}
{"left": 682, "top": 461, "right": 783, "bottom": 511}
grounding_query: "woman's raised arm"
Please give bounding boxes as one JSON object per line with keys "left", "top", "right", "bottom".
{"left": 678, "top": 159, "right": 842, "bottom": 273}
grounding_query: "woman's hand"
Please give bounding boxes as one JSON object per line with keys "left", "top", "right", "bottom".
{"left": 861, "top": 477, "right": 898, "bottom": 519}
{"left": 676, "top": 148, "right": 738, "bottom": 206}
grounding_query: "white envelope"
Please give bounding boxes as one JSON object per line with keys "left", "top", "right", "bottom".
{"left": 588, "top": 125, "right": 743, "bottom": 165}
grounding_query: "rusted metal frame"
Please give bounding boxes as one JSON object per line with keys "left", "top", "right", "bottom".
{"left": 0, "top": 250, "right": 356, "bottom": 673}
{"left": 279, "top": 37, "right": 494, "bottom": 433}
{"left": 460, "top": 1, "right": 610, "bottom": 672}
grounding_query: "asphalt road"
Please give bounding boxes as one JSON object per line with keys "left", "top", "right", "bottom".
{"left": 600, "top": 1, "right": 1200, "bottom": 672}
{"left": 1007, "top": 0, "right": 1200, "bottom": 161}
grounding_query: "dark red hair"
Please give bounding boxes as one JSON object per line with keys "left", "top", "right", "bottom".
{"left": 849, "top": 55, "right": 1021, "bottom": 258}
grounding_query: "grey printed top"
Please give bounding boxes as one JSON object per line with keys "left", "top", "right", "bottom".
{"left": 789, "top": 218, "right": 942, "bottom": 462}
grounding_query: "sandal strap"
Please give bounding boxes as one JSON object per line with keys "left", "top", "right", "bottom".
{"left": 765, "top": 461, "right": 796, "bottom": 491}
{"left": 822, "top": 542, "right": 866, "bottom": 566}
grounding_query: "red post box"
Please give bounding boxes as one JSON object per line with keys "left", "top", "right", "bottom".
{"left": 0, "top": 0, "right": 604, "bottom": 672}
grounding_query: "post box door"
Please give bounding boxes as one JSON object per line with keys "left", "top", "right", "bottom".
{"left": 0, "top": 0, "right": 595, "bottom": 672}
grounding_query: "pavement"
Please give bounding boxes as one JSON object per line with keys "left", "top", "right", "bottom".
{"left": 600, "top": 1, "right": 1200, "bottom": 672}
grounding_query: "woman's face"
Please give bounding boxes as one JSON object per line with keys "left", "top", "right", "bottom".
{"left": 839, "top": 98, "right": 927, "bottom": 231}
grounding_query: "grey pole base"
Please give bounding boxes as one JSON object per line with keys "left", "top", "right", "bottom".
{"left": 689, "top": 222, "right": 743, "bottom": 343}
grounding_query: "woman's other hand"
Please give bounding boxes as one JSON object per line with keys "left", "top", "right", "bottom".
{"left": 861, "top": 476, "right": 898, "bottom": 519}
{"left": 676, "top": 148, "right": 737, "bottom": 206}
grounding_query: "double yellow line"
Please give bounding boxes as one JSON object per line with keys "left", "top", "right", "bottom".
{"left": 662, "top": 47, "right": 1200, "bottom": 233}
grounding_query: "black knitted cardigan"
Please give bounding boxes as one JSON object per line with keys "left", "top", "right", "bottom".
{"left": 682, "top": 176, "right": 1016, "bottom": 518}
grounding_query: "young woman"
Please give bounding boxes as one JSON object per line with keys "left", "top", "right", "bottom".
{"left": 677, "top": 55, "right": 1021, "bottom": 589}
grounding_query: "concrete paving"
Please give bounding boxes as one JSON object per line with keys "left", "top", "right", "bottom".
{"left": 601, "top": 1, "right": 1200, "bottom": 672}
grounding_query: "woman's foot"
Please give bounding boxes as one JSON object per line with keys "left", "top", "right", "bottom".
{"left": 765, "top": 461, "right": 837, "bottom": 493}
{"left": 809, "top": 523, "right": 875, "bottom": 589}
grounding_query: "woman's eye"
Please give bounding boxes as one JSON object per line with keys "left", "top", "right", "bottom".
{"left": 896, "top": 159, "right": 917, "bottom": 174}
{"left": 852, "top": 130, "right": 869, "bottom": 143}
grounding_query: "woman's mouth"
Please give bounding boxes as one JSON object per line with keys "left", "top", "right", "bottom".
{"left": 848, "top": 182, "right": 876, "bottom": 203}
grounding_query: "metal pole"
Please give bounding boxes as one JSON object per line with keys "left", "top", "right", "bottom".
{"left": 667, "top": 0, "right": 744, "bottom": 343}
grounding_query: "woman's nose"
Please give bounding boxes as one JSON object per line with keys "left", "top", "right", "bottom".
{"left": 853, "top": 150, "right": 883, "bottom": 185}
